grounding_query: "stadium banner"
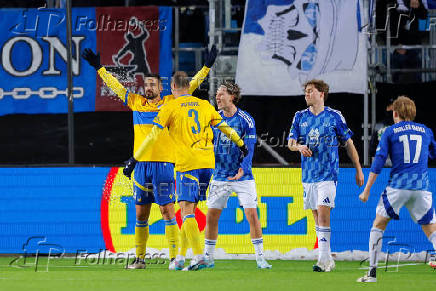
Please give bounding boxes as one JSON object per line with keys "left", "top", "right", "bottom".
{"left": 422, "top": 0, "right": 436, "bottom": 9}
{"left": 0, "top": 167, "right": 435, "bottom": 255}
{"left": 236, "top": 0, "right": 367, "bottom": 96}
{"left": 0, "top": 7, "right": 172, "bottom": 116}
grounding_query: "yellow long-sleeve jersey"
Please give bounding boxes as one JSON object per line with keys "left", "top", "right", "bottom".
{"left": 97, "top": 66, "right": 210, "bottom": 162}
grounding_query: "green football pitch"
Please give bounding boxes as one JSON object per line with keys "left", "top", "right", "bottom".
{"left": 1, "top": 257, "right": 435, "bottom": 291}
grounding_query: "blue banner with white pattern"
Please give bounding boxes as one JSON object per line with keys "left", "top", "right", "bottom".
{"left": 236, "top": 0, "right": 367, "bottom": 95}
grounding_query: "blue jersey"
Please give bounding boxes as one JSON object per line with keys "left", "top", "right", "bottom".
{"left": 288, "top": 107, "right": 353, "bottom": 183}
{"left": 213, "top": 109, "right": 256, "bottom": 181}
{"left": 370, "top": 121, "right": 436, "bottom": 191}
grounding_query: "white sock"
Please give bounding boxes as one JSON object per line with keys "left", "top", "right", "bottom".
{"left": 317, "top": 226, "right": 331, "bottom": 261}
{"left": 204, "top": 239, "right": 217, "bottom": 258}
{"left": 316, "top": 225, "right": 331, "bottom": 255}
{"left": 369, "top": 227, "right": 384, "bottom": 269}
{"left": 429, "top": 231, "right": 436, "bottom": 251}
{"left": 251, "top": 238, "right": 264, "bottom": 259}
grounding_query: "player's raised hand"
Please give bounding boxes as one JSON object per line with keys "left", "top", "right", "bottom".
{"left": 82, "top": 48, "right": 101, "bottom": 70}
{"left": 205, "top": 44, "right": 218, "bottom": 68}
{"left": 356, "top": 169, "right": 364, "bottom": 187}
{"left": 359, "top": 191, "right": 369, "bottom": 203}
{"left": 298, "top": 145, "right": 312, "bottom": 157}
{"left": 228, "top": 168, "right": 244, "bottom": 181}
{"left": 123, "top": 157, "right": 137, "bottom": 179}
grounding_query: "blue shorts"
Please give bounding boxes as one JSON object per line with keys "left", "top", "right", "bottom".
{"left": 176, "top": 168, "right": 213, "bottom": 203}
{"left": 133, "top": 161, "right": 175, "bottom": 206}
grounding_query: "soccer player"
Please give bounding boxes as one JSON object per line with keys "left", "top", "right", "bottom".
{"left": 357, "top": 96, "right": 436, "bottom": 283}
{"left": 287, "top": 79, "right": 364, "bottom": 272}
{"left": 82, "top": 47, "right": 217, "bottom": 269}
{"left": 203, "top": 82, "right": 271, "bottom": 269}
{"left": 123, "top": 71, "right": 248, "bottom": 271}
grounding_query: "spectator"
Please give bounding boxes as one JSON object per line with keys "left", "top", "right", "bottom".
{"left": 376, "top": 1, "right": 428, "bottom": 83}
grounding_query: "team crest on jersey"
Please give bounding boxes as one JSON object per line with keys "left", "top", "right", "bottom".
{"left": 308, "top": 128, "right": 320, "bottom": 147}
{"left": 220, "top": 133, "right": 230, "bottom": 143}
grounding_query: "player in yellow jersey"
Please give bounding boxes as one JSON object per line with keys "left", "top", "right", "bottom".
{"left": 123, "top": 71, "right": 248, "bottom": 271}
{"left": 82, "top": 47, "right": 217, "bottom": 269}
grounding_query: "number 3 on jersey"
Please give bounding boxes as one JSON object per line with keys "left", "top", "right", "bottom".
{"left": 399, "top": 134, "right": 422, "bottom": 163}
{"left": 188, "top": 109, "right": 201, "bottom": 134}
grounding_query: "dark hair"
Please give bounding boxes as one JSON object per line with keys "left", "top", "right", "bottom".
{"left": 221, "top": 81, "right": 242, "bottom": 104}
{"left": 144, "top": 73, "right": 161, "bottom": 82}
{"left": 171, "top": 71, "right": 190, "bottom": 89}
{"left": 303, "top": 79, "right": 329, "bottom": 101}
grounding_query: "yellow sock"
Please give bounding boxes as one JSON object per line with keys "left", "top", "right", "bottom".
{"left": 179, "top": 222, "right": 188, "bottom": 257}
{"left": 183, "top": 215, "right": 202, "bottom": 256}
{"left": 135, "top": 220, "right": 149, "bottom": 259}
{"left": 165, "top": 218, "right": 179, "bottom": 260}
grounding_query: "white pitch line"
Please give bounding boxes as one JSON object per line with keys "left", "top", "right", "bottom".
{"left": 358, "top": 262, "right": 424, "bottom": 270}
{"left": 0, "top": 264, "right": 111, "bottom": 268}
{"left": 0, "top": 277, "right": 152, "bottom": 281}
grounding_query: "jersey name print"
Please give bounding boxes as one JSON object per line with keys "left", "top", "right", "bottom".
{"left": 371, "top": 121, "right": 436, "bottom": 191}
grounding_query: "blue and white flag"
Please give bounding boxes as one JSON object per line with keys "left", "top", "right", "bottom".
{"left": 422, "top": 0, "right": 436, "bottom": 9}
{"left": 236, "top": 0, "right": 367, "bottom": 96}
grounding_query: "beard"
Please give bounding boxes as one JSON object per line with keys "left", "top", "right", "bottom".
{"left": 145, "top": 90, "right": 158, "bottom": 100}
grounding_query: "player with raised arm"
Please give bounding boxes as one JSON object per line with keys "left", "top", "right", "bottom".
{"left": 82, "top": 47, "right": 217, "bottom": 269}
{"left": 203, "top": 82, "right": 271, "bottom": 269}
{"left": 123, "top": 71, "right": 248, "bottom": 271}
{"left": 357, "top": 96, "right": 436, "bottom": 283}
{"left": 287, "top": 79, "right": 364, "bottom": 272}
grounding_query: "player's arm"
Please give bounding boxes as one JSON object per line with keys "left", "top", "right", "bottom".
{"left": 344, "top": 138, "right": 364, "bottom": 186}
{"left": 123, "top": 125, "right": 163, "bottom": 178}
{"left": 134, "top": 125, "right": 163, "bottom": 160}
{"left": 188, "top": 45, "right": 217, "bottom": 94}
{"left": 240, "top": 133, "right": 256, "bottom": 175}
{"left": 359, "top": 129, "right": 390, "bottom": 202}
{"left": 229, "top": 118, "right": 256, "bottom": 181}
{"left": 288, "top": 138, "right": 312, "bottom": 157}
{"left": 215, "top": 121, "right": 248, "bottom": 157}
{"left": 217, "top": 121, "right": 244, "bottom": 147}
{"left": 123, "top": 106, "right": 171, "bottom": 178}
{"left": 359, "top": 172, "right": 378, "bottom": 203}
{"left": 207, "top": 105, "right": 248, "bottom": 156}
{"left": 287, "top": 112, "right": 312, "bottom": 157}
{"left": 82, "top": 48, "right": 129, "bottom": 103}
